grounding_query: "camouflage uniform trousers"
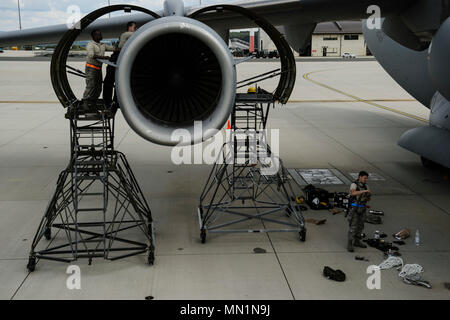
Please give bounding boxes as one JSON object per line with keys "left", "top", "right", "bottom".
{"left": 348, "top": 206, "right": 366, "bottom": 241}
{"left": 82, "top": 66, "right": 103, "bottom": 102}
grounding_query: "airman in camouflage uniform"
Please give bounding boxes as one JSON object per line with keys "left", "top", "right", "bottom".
{"left": 347, "top": 171, "right": 371, "bottom": 252}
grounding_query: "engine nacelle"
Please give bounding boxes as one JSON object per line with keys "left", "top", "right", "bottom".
{"left": 116, "top": 16, "right": 236, "bottom": 146}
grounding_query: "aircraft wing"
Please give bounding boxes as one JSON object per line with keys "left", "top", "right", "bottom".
{"left": 0, "top": 0, "right": 414, "bottom": 46}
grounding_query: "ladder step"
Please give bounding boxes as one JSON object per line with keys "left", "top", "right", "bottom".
{"left": 77, "top": 151, "right": 114, "bottom": 156}
{"left": 70, "top": 222, "right": 106, "bottom": 227}
{"left": 234, "top": 196, "right": 254, "bottom": 200}
{"left": 77, "top": 144, "right": 106, "bottom": 148}
{"left": 76, "top": 160, "right": 105, "bottom": 165}
{"left": 76, "top": 132, "right": 107, "bottom": 135}
{"left": 77, "top": 208, "right": 105, "bottom": 212}
{"left": 234, "top": 186, "right": 250, "bottom": 190}
{"left": 234, "top": 141, "right": 252, "bottom": 144}
{"left": 76, "top": 254, "right": 105, "bottom": 258}
{"left": 76, "top": 117, "right": 106, "bottom": 122}
{"left": 77, "top": 176, "right": 104, "bottom": 181}
{"left": 76, "top": 125, "right": 107, "bottom": 129}
{"left": 81, "top": 193, "right": 104, "bottom": 196}
{"left": 76, "top": 127, "right": 107, "bottom": 131}
{"left": 76, "top": 168, "right": 104, "bottom": 173}
{"left": 71, "top": 167, "right": 113, "bottom": 174}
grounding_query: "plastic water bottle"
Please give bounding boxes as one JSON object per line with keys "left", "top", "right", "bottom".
{"left": 415, "top": 229, "right": 420, "bottom": 246}
{"left": 374, "top": 231, "right": 380, "bottom": 240}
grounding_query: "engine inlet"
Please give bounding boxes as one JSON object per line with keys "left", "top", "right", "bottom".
{"left": 131, "top": 33, "right": 223, "bottom": 126}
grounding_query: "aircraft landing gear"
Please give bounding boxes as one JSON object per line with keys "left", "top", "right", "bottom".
{"left": 421, "top": 156, "right": 439, "bottom": 169}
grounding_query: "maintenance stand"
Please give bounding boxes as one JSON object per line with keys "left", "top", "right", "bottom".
{"left": 27, "top": 102, "right": 155, "bottom": 271}
{"left": 198, "top": 92, "right": 306, "bottom": 243}
{"left": 25, "top": 5, "right": 161, "bottom": 272}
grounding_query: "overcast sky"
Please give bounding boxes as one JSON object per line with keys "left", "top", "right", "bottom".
{"left": 0, "top": 0, "right": 239, "bottom": 31}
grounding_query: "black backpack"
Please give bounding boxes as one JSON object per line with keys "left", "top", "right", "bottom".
{"left": 333, "top": 192, "right": 350, "bottom": 209}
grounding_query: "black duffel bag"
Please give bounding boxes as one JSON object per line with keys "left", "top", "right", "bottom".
{"left": 304, "top": 184, "right": 330, "bottom": 210}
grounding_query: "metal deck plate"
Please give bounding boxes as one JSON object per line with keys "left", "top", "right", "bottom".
{"left": 288, "top": 168, "right": 352, "bottom": 186}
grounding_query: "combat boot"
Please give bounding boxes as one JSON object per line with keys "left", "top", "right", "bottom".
{"left": 354, "top": 239, "right": 367, "bottom": 248}
{"left": 347, "top": 239, "right": 354, "bottom": 252}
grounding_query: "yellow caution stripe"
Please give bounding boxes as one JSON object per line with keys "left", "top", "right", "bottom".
{"left": 302, "top": 70, "right": 429, "bottom": 123}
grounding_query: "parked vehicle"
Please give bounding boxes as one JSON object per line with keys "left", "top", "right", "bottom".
{"left": 268, "top": 50, "right": 280, "bottom": 58}
{"left": 254, "top": 49, "right": 269, "bottom": 58}
{"left": 342, "top": 52, "right": 356, "bottom": 59}
{"left": 230, "top": 48, "right": 244, "bottom": 57}
{"left": 254, "top": 49, "right": 280, "bottom": 59}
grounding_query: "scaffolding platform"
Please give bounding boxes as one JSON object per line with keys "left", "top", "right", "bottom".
{"left": 197, "top": 93, "right": 306, "bottom": 243}
{"left": 27, "top": 102, "right": 155, "bottom": 271}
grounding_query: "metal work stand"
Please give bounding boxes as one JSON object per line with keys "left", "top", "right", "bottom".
{"left": 27, "top": 102, "right": 155, "bottom": 271}
{"left": 198, "top": 93, "right": 306, "bottom": 243}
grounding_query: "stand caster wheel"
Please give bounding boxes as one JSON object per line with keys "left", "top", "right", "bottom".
{"left": 44, "top": 228, "right": 51, "bottom": 240}
{"left": 285, "top": 207, "right": 292, "bottom": 217}
{"left": 27, "top": 256, "right": 36, "bottom": 272}
{"left": 148, "top": 251, "right": 155, "bottom": 266}
{"left": 299, "top": 229, "right": 306, "bottom": 242}
{"left": 200, "top": 230, "right": 206, "bottom": 244}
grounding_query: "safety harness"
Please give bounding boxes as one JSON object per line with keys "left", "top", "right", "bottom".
{"left": 86, "top": 63, "right": 101, "bottom": 70}
{"left": 350, "top": 180, "right": 368, "bottom": 208}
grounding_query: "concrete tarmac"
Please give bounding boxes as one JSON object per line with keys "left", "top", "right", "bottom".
{"left": 0, "top": 58, "right": 449, "bottom": 300}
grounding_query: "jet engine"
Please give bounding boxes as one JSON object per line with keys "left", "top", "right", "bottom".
{"left": 50, "top": 4, "right": 295, "bottom": 147}
{"left": 428, "top": 17, "right": 450, "bottom": 102}
{"left": 115, "top": 17, "right": 236, "bottom": 146}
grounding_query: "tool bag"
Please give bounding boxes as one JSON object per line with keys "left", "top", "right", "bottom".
{"left": 332, "top": 192, "right": 349, "bottom": 209}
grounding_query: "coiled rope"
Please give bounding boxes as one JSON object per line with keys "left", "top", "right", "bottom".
{"left": 378, "top": 256, "right": 403, "bottom": 270}
{"left": 399, "top": 264, "right": 424, "bottom": 281}
{"left": 378, "top": 257, "right": 426, "bottom": 284}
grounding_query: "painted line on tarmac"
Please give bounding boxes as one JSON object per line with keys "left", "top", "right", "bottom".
{"left": 289, "top": 99, "right": 416, "bottom": 103}
{"left": 1, "top": 99, "right": 416, "bottom": 104}
{"left": 303, "top": 70, "right": 429, "bottom": 123}
{"left": 0, "top": 101, "right": 59, "bottom": 104}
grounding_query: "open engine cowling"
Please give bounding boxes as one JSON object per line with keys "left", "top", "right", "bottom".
{"left": 115, "top": 16, "right": 236, "bottom": 146}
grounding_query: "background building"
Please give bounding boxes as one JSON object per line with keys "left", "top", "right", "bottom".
{"left": 257, "top": 20, "right": 369, "bottom": 57}
{"left": 311, "top": 21, "right": 367, "bottom": 57}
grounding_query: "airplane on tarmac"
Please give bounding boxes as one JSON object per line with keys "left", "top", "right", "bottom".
{"left": 0, "top": 0, "right": 449, "bottom": 168}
